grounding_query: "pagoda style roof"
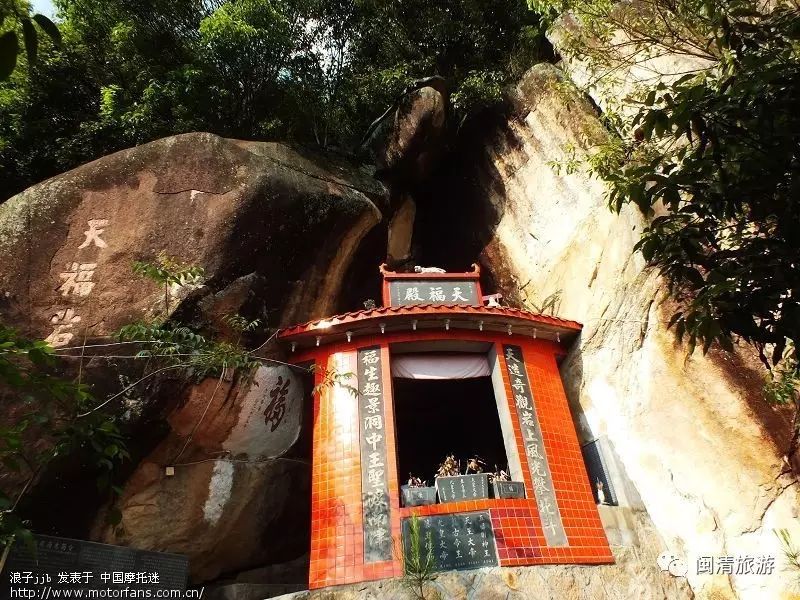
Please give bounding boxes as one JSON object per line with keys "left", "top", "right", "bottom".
{"left": 277, "top": 304, "right": 582, "bottom": 350}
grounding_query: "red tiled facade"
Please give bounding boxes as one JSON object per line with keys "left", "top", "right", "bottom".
{"left": 285, "top": 329, "right": 613, "bottom": 589}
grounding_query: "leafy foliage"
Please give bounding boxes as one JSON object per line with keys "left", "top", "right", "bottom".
{"left": 311, "top": 364, "right": 356, "bottom": 398}
{"left": 0, "top": 323, "right": 128, "bottom": 548}
{"left": 400, "top": 513, "right": 437, "bottom": 600}
{"left": 764, "top": 341, "right": 799, "bottom": 420}
{"left": 0, "top": 0, "right": 549, "bottom": 201}
{"left": 522, "top": 288, "right": 562, "bottom": 315}
{"left": 548, "top": 0, "right": 800, "bottom": 455}
{"left": 132, "top": 252, "right": 204, "bottom": 315}
{"left": 0, "top": 1, "right": 61, "bottom": 80}
{"left": 776, "top": 527, "right": 800, "bottom": 587}
{"left": 116, "top": 321, "right": 260, "bottom": 382}
{"left": 450, "top": 70, "right": 504, "bottom": 129}
{"left": 132, "top": 253, "right": 204, "bottom": 287}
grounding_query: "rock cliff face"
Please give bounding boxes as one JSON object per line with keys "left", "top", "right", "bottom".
{"left": 0, "top": 133, "right": 385, "bottom": 581}
{"left": 0, "top": 133, "right": 385, "bottom": 337}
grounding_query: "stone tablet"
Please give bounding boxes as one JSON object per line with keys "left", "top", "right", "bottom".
{"left": 493, "top": 480, "right": 526, "bottom": 499}
{"left": 503, "top": 345, "right": 568, "bottom": 547}
{"left": 388, "top": 280, "right": 480, "bottom": 306}
{"left": 357, "top": 346, "right": 393, "bottom": 562}
{"left": 401, "top": 485, "right": 437, "bottom": 507}
{"left": 402, "top": 511, "right": 498, "bottom": 572}
{"left": 2, "top": 534, "right": 188, "bottom": 593}
{"left": 435, "top": 474, "right": 490, "bottom": 503}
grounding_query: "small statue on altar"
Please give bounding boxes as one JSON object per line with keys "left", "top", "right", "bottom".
{"left": 465, "top": 456, "right": 486, "bottom": 474}
{"left": 596, "top": 478, "right": 607, "bottom": 504}
{"left": 407, "top": 474, "right": 426, "bottom": 487}
{"left": 488, "top": 465, "right": 511, "bottom": 484}
{"left": 435, "top": 454, "right": 460, "bottom": 478}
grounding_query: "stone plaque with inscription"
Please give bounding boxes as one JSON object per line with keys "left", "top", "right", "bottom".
{"left": 388, "top": 280, "right": 480, "bottom": 307}
{"left": 2, "top": 535, "right": 188, "bottom": 593}
{"left": 402, "top": 511, "right": 498, "bottom": 572}
{"left": 493, "top": 481, "right": 526, "bottom": 499}
{"left": 435, "top": 474, "right": 490, "bottom": 503}
{"left": 401, "top": 485, "right": 437, "bottom": 507}
{"left": 357, "top": 346, "right": 393, "bottom": 562}
{"left": 503, "top": 345, "right": 568, "bottom": 547}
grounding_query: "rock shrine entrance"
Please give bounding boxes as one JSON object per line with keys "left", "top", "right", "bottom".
{"left": 277, "top": 265, "right": 612, "bottom": 589}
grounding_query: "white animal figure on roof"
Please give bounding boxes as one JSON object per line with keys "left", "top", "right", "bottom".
{"left": 414, "top": 266, "right": 446, "bottom": 273}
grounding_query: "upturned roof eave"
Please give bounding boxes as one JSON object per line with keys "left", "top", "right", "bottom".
{"left": 277, "top": 304, "right": 582, "bottom": 350}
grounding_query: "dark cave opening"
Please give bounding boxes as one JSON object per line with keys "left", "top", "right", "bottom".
{"left": 409, "top": 106, "right": 514, "bottom": 277}
{"left": 335, "top": 222, "right": 386, "bottom": 314}
{"left": 393, "top": 376, "right": 509, "bottom": 486}
{"left": 338, "top": 108, "right": 512, "bottom": 313}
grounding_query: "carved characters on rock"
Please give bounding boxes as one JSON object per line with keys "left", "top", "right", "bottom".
{"left": 264, "top": 376, "right": 290, "bottom": 433}
{"left": 224, "top": 365, "right": 303, "bottom": 459}
{"left": 46, "top": 218, "right": 111, "bottom": 347}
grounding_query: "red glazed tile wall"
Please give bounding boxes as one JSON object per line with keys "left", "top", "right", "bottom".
{"left": 492, "top": 339, "right": 612, "bottom": 564}
{"left": 308, "top": 346, "right": 404, "bottom": 589}
{"left": 299, "top": 331, "right": 611, "bottom": 590}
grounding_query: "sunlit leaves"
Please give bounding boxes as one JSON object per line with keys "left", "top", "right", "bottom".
{"left": 132, "top": 252, "right": 204, "bottom": 287}
{"left": 0, "top": 323, "right": 129, "bottom": 545}
{"left": 450, "top": 70, "right": 504, "bottom": 127}
{"left": 117, "top": 320, "right": 260, "bottom": 382}
{"left": 568, "top": 1, "right": 800, "bottom": 373}
{"left": 0, "top": 11, "right": 61, "bottom": 80}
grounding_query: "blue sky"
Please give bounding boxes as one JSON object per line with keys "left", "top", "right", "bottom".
{"left": 30, "top": 0, "right": 56, "bottom": 18}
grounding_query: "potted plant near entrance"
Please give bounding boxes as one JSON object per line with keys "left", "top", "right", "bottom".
{"left": 434, "top": 454, "right": 491, "bottom": 503}
{"left": 401, "top": 474, "right": 437, "bottom": 507}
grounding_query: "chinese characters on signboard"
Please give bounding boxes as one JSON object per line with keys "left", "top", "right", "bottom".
{"left": 435, "top": 474, "right": 490, "bottom": 503}
{"left": 503, "top": 345, "right": 568, "bottom": 547}
{"left": 388, "top": 281, "right": 479, "bottom": 307}
{"left": 402, "top": 511, "right": 498, "bottom": 572}
{"left": 357, "top": 347, "right": 393, "bottom": 562}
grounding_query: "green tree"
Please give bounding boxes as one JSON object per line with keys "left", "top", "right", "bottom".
{"left": 400, "top": 513, "right": 436, "bottom": 600}
{"left": 0, "top": 0, "right": 61, "bottom": 80}
{"left": 0, "top": 323, "right": 129, "bottom": 559}
{"left": 342, "top": 0, "right": 548, "bottom": 138}
{"left": 547, "top": 0, "right": 800, "bottom": 459}
{"left": 0, "top": 0, "right": 549, "bottom": 201}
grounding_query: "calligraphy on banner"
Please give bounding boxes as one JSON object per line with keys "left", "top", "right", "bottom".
{"left": 502, "top": 345, "right": 568, "bottom": 547}
{"left": 357, "top": 347, "right": 393, "bottom": 562}
{"left": 45, "top": 219, "right": 111, "bottom": 348}
{"left": 401, "top": 511, "right": 498, "bottom": 572}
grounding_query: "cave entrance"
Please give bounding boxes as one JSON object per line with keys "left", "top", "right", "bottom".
{"left": 391, "top": 352, "right": 510, "bottom": 491}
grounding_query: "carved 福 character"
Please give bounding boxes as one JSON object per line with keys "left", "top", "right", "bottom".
{"left": 58, "top": 263, "right": 97, "bottom": 297}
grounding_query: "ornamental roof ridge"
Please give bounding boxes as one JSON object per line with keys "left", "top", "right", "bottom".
{"left": 277, "top": 304, "right": 582, "bottom": 339}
